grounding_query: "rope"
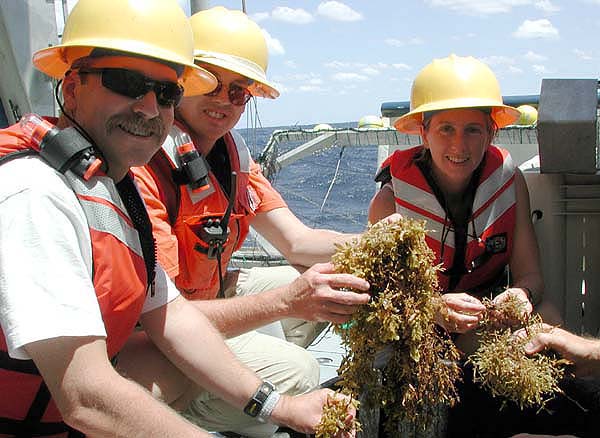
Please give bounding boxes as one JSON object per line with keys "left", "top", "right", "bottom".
{"left": 319, "top": 145, "right": 344, "bottom": 214}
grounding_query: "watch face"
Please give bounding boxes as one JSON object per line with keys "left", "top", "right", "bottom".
{"left": 243, "top": 382, "right": 275, "bottom": 417}
{"left": 244, "top": 400, "right": 261, "bottom": 417}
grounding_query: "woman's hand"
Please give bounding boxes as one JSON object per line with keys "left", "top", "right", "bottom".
{"left": 492, "top": 287, "right": 533, "bottom": 323}
{"left": 435, "top": 293, "right": 486, "bottom": 333}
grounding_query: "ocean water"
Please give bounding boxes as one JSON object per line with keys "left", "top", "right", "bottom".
{"left": 237, "top": 122, "right": 379, "bottom": 234}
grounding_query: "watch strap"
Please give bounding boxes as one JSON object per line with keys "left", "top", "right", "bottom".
{"left": 243, "top": 381, "right": 275, "bottom": 418}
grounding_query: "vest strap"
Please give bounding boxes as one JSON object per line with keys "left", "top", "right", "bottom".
{"left": 0, "top": 350, "right": 40, "bottom": 375}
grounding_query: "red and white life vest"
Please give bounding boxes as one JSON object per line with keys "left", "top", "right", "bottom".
{"left": 382, "top": 145, "right": 516, "bottom": 293}
{"left": 145, "top": 123, "right": 259, "bottom": 299}
{"left": 0, "top": 119, "right": 150, "bottom": 437}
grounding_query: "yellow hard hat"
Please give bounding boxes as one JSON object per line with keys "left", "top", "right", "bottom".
{"left": 394, "top": 54, "right": 520, "bottom": 134}
{"left": 190, "top": 6, "right": 279, "bottom": 99}
{"left": 32, "top": 0, "right": 216, "bottom": 96}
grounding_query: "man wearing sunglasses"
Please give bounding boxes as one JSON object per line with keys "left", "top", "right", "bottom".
{"left": 0, "top": 1, "right": 358, "bottom": 437}
{"left": 129, "top": 7, "right": 374, "bottom": 437}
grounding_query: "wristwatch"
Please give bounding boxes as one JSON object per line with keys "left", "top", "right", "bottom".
{"left": 243, "top": 381, "right": 276, "bottom": 417}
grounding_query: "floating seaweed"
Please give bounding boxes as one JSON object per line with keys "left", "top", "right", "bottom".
{"left": 318, "top": 218, "right": 461, "bottom": 436}
{"left": 470, "top": 298, "right": 569, "bottom": 410}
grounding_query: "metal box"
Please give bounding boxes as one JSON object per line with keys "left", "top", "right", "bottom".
{"left": 537, "top": 79, "right": 598, "bottom": 174}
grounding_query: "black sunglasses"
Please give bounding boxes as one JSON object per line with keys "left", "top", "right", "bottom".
{"left": 78, "top": 68, "right": 184, "bottom": 108}
{"left": 204, "top": 78, "right": 252, "bottom": 106}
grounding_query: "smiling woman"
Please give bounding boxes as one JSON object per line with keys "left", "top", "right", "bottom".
{"left": 368, "top": 53, "right": 549, "bottom": 437}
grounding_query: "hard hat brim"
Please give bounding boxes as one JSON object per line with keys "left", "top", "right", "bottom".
{"left": 394, "top": 98, "right": 521, "bottom": 134}
{"left": 33, "top": 44, "right": 217, "bottom": 96}
{"left": 194, "top": 50, "right": 279, "bottom": 99}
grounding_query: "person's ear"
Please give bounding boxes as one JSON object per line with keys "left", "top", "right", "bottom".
{"left": 419, "top": 125, "right": 428, "bottom": 148}
{"left": 61, "top": 72, "right": 80, "bottom": 114}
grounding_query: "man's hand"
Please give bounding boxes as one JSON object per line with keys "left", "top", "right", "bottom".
{"left": 435, "top": 292, "right": 486, "bottom": 333}
{"left": 517, "top": 324, "right": 600, "bottom": 378}
{"left": 282, "top": 262, "right": 370, "bottom": 324}
{"left": 271, "top": 389, "right": 357, "bottom": 437}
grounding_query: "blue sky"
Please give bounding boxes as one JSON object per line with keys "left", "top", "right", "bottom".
{"left": 58, "top": 1, "right": 598, "bottom": 129}
{"left": 183, "top": 0, "right": 599, "bottom": 128}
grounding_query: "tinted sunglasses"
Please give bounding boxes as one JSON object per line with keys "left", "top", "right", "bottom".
{"left": 204, "top": 78, "right": 252, "bottom": 106}
{"left": 78, "top": 68, "right": 184, "bottom": 108}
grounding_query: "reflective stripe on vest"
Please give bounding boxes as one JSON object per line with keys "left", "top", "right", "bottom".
{"left": 0, "top": 121, "right": 148, "bottom": 437}
{"left": 69, "top": 174, "right": 143, "bottom": 258}
{"left": 387, "top": 145, "right": 516, "bottom": 292}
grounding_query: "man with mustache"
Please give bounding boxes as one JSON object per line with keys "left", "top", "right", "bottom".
{"left": 0, "top": 1, "right": 357, "bottom": 437}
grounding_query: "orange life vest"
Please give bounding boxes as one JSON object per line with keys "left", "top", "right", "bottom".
{"left": 145, "top": 124, "right": 259, "bottom": 299}
{"left": 0, "top": 119, "right": 152, "bottom": 437}
{"left": 381, "top": 145, "right": 516, "bottom": 294}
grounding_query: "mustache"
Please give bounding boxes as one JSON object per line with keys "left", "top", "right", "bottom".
{"left": 106, "top": 113, "right": 165, "bottom": 138}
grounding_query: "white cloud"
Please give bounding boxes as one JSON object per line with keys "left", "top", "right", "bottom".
{"left": 573, "top": 48, "right": 593, "bottom": 60}
{"left": 392, "top": 63, "right": 412, "bottom": 71}
{"left": 284, "top": 60, "right": 298, "bottom": 69}
{"left": 523, "top": 50, "right": 547, "bottom": 62}
{"left": 317, "top": 1, "right": 363, "bottom": 21}
{"left": 534, "top": 0, "right": 559, "bottom": 12}
{"left": 324, "top": 61, "right": 401, "bottom": 74}
{"left": 451, "top": 32, "right": 477, "bottom": 41}
{"left": 325, "top": 61, "right": 352, "bottom": 69}
{"left": 508, "top": 65, "right": 524, "bottom": 74}
{"left": 271, "top": 7, "right": 314, "bottom": 24}
{"left": 384, "top": 37, "right": 424, "bottom": 47}
{"left": 361, "top": 66, "right": 381, "bottom": 76}
{"left": 299, "top": 85, "right": 325, "bottom": 92}
{"left": 532, "top": 64, "right": 549, "bottom": 73}
{"left": 424, "top": 0, "right": 530, "bottom": 16}
{"left": 251, "top": 12, "right": 270, "bottom": 23}
{"left": 513, "top": 19, "right": 559, "bottom": 38}
{"left": 262, "top": 29, "right": 285, "bottom": 56}
{"left": 480, "top": 55, "right": 516, "bottom": 66}
{"left": 332, "top": 72, "right": 369, "bottom": 82}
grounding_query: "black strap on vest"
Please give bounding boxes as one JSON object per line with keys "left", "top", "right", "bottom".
{"left": 0, "top": 155, "right": 150, "bottom": 436}
{"left": 0, "top": 149, "right": 37, "bottom": 166}
{"left": 415, "top": 157, "right": 483, "bottom": 291}
{"left": 116, "top": 175, "right": 157, "bottom": 289}
{"left": 0, "top": 351, "right": 84, "bottom": 437}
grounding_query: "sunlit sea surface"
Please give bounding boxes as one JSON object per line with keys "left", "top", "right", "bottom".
{"left": 237, "top": 122, "right": 378, "bottom": 234}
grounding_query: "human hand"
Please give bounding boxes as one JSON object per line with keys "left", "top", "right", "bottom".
{"left": 516, "top": 324, "right": 600, "bottom": 378}
{"left": 271, "top": 389, "right": 357, "bottom": 437}
{"left": 284, "top": 262, "right": 370, "bottom": 324}
{"left": 375, "top": 212, "right": 403, "bottom": 225}
{"left": 492, "top": 287, "right": 533, "bottom": 317}
{"left": 435, "top": 292, "right": 486, "bottom": 333}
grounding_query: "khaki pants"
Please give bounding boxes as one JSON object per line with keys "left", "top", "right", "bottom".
{"left": 183, "top": 330, "right": 319, "bottom": 437}
{"left": 183, "top": 265, "right": 327, "bottom": 437}
{"left": 235, "top": 266, "right": 329, "bottom": 348}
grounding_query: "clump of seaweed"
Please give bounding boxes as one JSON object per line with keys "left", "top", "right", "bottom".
{"left": 480, "top": 294, "right": 528, "bottom": 331}
{"left": 320, "top": 218, "right": 461, "bottom": 435}
{"left": 471, "top": 302, "right": 569, "bottom": 410}
{"left": 315, "top": 394, "right": 361, "bottom": 438}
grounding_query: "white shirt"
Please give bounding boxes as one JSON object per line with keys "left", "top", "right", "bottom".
{"left": 0, "top": 156, "right": 178, "bottom": 359}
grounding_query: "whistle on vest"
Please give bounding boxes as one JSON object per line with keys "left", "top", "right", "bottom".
{"left": 19, "top": 113, "right": 103, "bottom": 180}
{"left": 195, "top": 217, "right": 229, "bottom": 260}
{"left": 176, "top": 140, "right": 210, "bottom": 193}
